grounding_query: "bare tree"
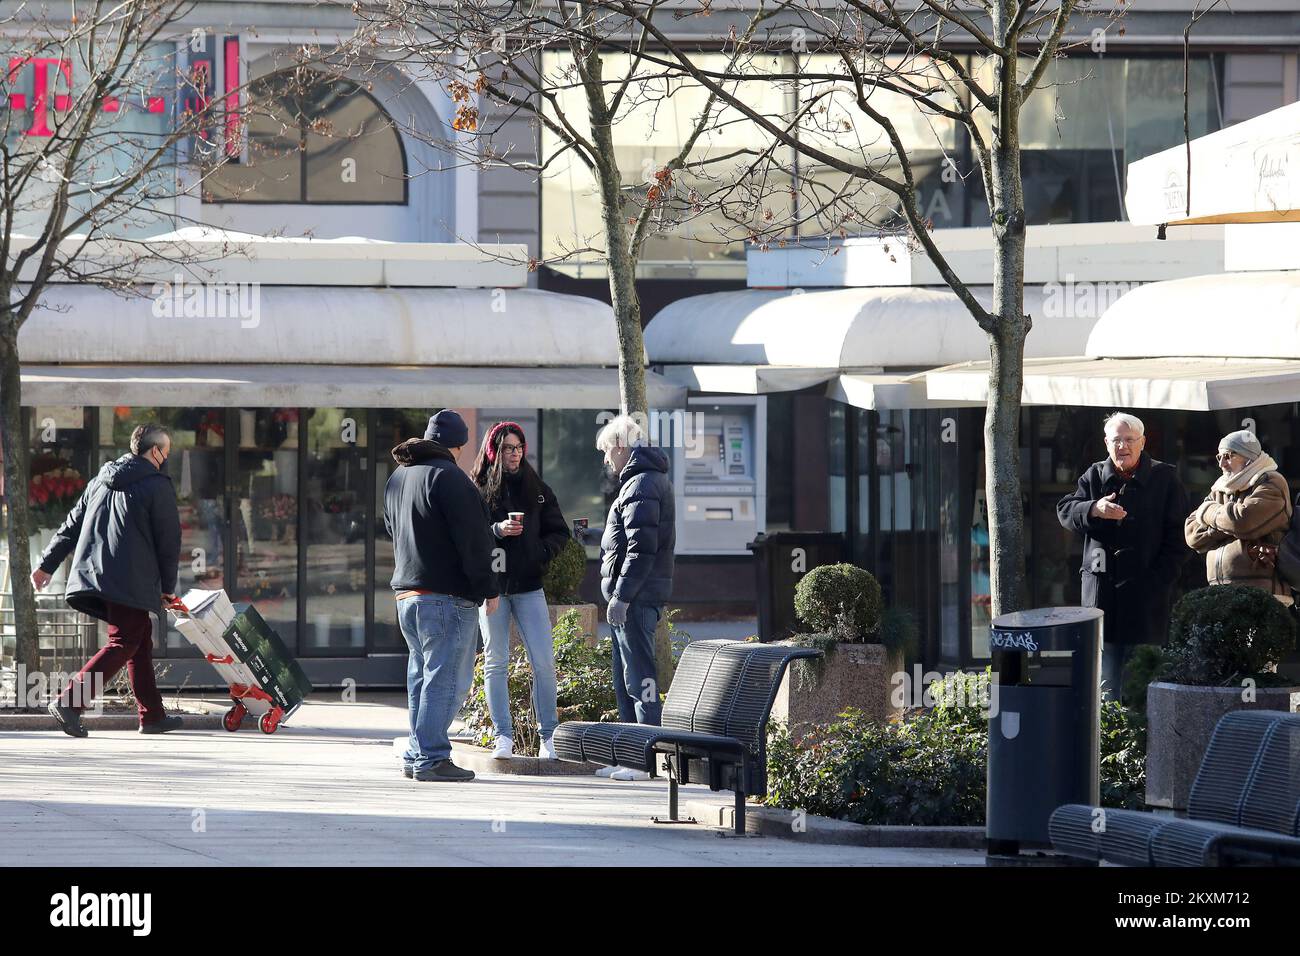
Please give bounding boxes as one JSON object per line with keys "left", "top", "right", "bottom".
{"left": 0, "top": 1, "right": 336, "bottom": 682}
{"left": 352, "top": 0, "right": 793, "bottom": 416}
{"left": 522, "top": 0, "right": 1118, "bottom": 617}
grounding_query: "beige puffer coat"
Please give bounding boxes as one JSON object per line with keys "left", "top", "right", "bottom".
{"left": 1185, "top": 469, "right": 1292, "bottom": 597}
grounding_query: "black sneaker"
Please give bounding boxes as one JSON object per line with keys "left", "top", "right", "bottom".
{"left": 413, "top": 760, "right": 475, "bottom": 783}
{"left": 139, "top": 715, "right": 184, "bottom": 735}
{"left": 48, "top": 701, "right": 88, "bottom": 738}
{"left": 402, "top": 764, "right": 414, "bottom": 779}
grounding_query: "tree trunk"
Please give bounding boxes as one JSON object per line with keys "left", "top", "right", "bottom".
{"left": 984, "top": 21, "right": 1029, "bottom": 619}
{"left": 581, "top": 46, "right": 648, "bottom": 417}
{"left": 0, "top": 314, "right": 41, "bottom": 684}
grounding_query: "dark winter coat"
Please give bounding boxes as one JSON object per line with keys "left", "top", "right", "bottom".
{"left": 481, "top": 470, "right": 571, "bottom": 596}
{"left": 600, "top": 446, "right": 676, "bottom": 606}
{"left": 38, "top": 454, "right": 181, "bottom": 621}
{"left": 1056, "top": 451, "right": 1192, "bottom": 645}
{"left": 384, "top": 439, "right": 499, "bottom": 604}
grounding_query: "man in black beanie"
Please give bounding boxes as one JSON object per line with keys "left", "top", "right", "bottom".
{"left": 384, "top": 409, "right": 499, "bottom": 782}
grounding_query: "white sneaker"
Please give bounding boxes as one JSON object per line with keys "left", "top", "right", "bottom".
{"left": 610, "top": 768, "right": 651, "bottom": 781}
{"left": 491, "top": 736, "right": 514, "bottom": 759}
{"left": 594, "top": 765, "right": 619, "bottom": 778}
{"left": 538, "top": 737, "right": 557, "bottom": 760}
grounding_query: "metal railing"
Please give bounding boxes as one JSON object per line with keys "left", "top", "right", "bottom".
{"left": 0, "top": 595, "right": 100, "bottom": 674}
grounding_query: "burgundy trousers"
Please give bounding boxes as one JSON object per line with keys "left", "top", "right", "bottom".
{"left": 59, "top": 601, "right": 165, "bottom": 725}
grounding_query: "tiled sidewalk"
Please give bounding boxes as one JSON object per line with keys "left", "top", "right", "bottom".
{"left": 0, "top": 695, "right": 982, "bottom": 867}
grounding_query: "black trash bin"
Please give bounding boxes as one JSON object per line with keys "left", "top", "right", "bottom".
{"left": 986, "top": 606, "right": 1102, "bottom": 857}
{"left": 746, "top": 531, "right": 846, "bottom": 642}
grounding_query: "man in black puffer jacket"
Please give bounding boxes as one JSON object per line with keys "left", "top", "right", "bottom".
{"left": 33, "top": 424, "right": 183, "bottom": 737}
{"left": 597, "top": 415, "right": 676, "bottom": 732}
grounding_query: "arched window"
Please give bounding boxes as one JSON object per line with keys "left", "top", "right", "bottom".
{"left": 205, "top": 68, "right": 407, "bottom": 204}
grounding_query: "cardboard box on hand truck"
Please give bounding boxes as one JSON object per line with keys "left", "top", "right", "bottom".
{"left": 170, "top": 588, "right": 312, "bottom": 733}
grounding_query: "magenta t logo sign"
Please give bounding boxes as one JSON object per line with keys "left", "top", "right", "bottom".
{"left": 6, "top": 56, "right": 165, "bottom": 136}
{"left": 7, "top": 57, "right": 72, "bottom": 136}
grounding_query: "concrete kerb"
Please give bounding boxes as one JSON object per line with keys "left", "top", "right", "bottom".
{"left": 682, "top": 798, "right": 986, "bottom": 849}
{"left": 388, "top": 735, "right": 603, "bottom": 776}
{"left": 451, "top": 742, "right": 603, "bottom": 776}
{"left": 388, "top": 733, "right": 985, "bottom": 846}
{"left": 0, "top": 709, "right": 224, "bottom": 731}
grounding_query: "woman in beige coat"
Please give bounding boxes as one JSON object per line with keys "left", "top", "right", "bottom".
{"left": 1185, "top": 429, "right": 1293, "bottom": 603}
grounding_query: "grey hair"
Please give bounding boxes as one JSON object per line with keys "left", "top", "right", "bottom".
{"left": 595, "top": 414, "right": 647, "bottom": 452}
{"left": 1103, "top": 412, "right": 1145, "bottom": 437}
{"left": 130, "top": 423, "right": 171, "bottom": 456}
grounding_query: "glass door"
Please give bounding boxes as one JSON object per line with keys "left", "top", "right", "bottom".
{"left": 96, "top": 406, "right": 230, "bottom": 655}
{"left": 229, "top": 408, "right": 300, "bottom": 652}
{"left": 302, "top": 408, "right": 368, "bottom": 653}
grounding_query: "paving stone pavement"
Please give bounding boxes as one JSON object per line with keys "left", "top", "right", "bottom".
{"left": 0, "top": 695, "right": 983, "bottom": 867}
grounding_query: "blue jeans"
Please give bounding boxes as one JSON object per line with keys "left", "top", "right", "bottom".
{"left": 480, "top": 588, "right": 558, "bottom": 740}
{"left": 611, "top": 601, "right": 662, "bottom": 726}
{"left": 398, "top": 592, "right": 481, "bottom": 772}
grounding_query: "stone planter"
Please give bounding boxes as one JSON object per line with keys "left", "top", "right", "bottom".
{"left": 770, "top": 640, "right": 904, "bottom": 735}
{"left": 1145, "top": 681, "right": 1300, "bottom": 811}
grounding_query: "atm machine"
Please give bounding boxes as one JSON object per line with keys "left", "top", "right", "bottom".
{"left": 671, "top": 396, "right": 766, "bottom": 555}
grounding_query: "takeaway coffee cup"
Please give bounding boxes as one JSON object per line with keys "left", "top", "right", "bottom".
{"left": 508, "top": 512, "right": 525, "bottom": 524}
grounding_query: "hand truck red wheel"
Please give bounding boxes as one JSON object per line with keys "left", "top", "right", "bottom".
{"left": 223, "top": 702, "right": 247, "bottom": 732}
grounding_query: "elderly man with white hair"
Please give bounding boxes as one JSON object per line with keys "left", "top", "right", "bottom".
{"left": 1057, "top": 412, "right": 1191, "bottom": 699}
{"left": 593, "top": 413, "right": 676, "bottom": 780}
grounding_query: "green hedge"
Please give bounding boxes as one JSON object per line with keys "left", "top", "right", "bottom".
{"left": 765, "top": 671, "right": 1147, "bottom": 824}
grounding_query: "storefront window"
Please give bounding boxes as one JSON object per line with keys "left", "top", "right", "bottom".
{"left": 765, "top": 394, "right": 794, "bottom": 531}
{"left": 303, "top": 408, "right": 368, "bottom": 653}
{"left": 230, "top": 408, "right": 299, "bottom": 650}
{"left": 373, "top": 409, "right": 436, "bottom": 650}
{"left": 827, "top": 403, "right": 847, "bottom": 534}
{"left": 541, "top": 409, "right": 607, "bottom": 556}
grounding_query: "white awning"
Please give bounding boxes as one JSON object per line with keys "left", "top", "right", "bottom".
{"left": 924, "top": 356, "right": 1300, "bottom": 411}
{"left": 19, "top": 364, "right": 687, "bottom": 409}
{"left": 827, "top": 372, "right": 975, "bottom": 410}
{"left": 1084, "top": 271, "right": 1300, "bottom": 360}
{"left": 17, "top": 284, "right": 630, "bottom": 367}
{"left": 644, "top": 284, "right": 1082, "bottom": 368}
{"left": 1125, "top": 100, "right": 1300, "bottom": 226}
{"left": 659, "top": 364, "right": 850, "bottom": 394}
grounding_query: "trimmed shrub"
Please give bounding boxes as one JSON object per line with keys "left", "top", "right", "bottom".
{"left": 793, "top": 563, "right": 883, "bottom": 642}
{"left": 1164, "top": 585, "right": 1296, "bottom": 686}
{"left": 542, "top": 536, "right": 588, "bottom": 605}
